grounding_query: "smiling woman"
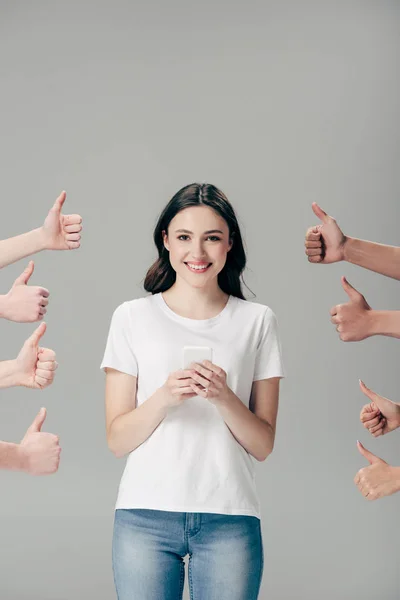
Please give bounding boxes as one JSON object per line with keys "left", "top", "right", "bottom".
{"left": 144, "top": 183, "right": 247, "bottom": 299}
{"left": 101, "top": 182, "right": 284, "bottom": 600}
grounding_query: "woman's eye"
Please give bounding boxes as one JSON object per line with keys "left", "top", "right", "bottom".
{"left": 178, "top": 235, "right": 189, "bottom": 241}
{"left": 207, "top": 236, "right": 221, "bottom": 242}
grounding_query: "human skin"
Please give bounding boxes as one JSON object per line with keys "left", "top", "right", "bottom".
{"left": 0, "top": 261, "right": 49, "bottom": 323}
{"left": 354, "top": 441, "right": 400, "bottom": 501}
{"left": 0, "top": 322, "right": 57, "bottom": 390}
{"left": 0, "top": 408, "right": 61, "bottom": 475}
{"left": 0, "top": 191, "right": 82, "bottom": 270}
{"left": 305, "top": 203, "right": 400, "bottom": 341}
{"left": 105, "top": 205, "right": 280, "bottom": 461}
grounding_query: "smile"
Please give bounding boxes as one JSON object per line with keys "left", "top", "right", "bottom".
{"left": 184, "top": 262, "right": 212, "bottom": 273}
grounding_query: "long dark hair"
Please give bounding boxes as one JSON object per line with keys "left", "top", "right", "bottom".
{"left": 144, "top": 183, "right": 247, "bottom": 299}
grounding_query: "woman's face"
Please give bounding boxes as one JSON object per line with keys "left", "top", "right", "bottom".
{"left": 163, "top": 205, "right": 232, "bottom": 289}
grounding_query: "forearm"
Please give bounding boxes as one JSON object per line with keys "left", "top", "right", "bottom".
{"left": 215, "top": 391, "right": 275, "bottom": 461}
{"left": 107, "top": 390, "right": 168, "bottom": 458}
{"left": 0, "top": 360, "right": 20, "bottom": 389}
{"left": 369, "top": 310, "right": 400, "bottom": 339}
{"left": 0, "top": 228, "right": 46, "bottom": 269}
{"left": 0, "top": 441, "right": 24, "bottom": 471}
{"left": 344, "top": 237, "right": 400, "bottom": 280}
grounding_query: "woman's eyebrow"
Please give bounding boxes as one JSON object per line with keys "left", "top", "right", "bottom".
{"left": 175, "top": 229, "right": 224, "bottom": 234}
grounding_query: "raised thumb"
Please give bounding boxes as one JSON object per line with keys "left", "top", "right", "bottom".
{"left": 311, "top": 202, "right": 330, "bottom": 223}
{"left": 357, "top": 440, "right": 380, "bottom": 465}
{"left": 52, "top": 191, "right": 66, "bottom": 212}
{"left": 359, "top": 380, "right": 394, "bottom": 417}
{"left": 27, "top": 407, "right": 47, "bottom": 433}
{"left": 13, "top": 261, "right": 34, "bottom": 286}
{"left": 28, "top": 322, "right": 47, "bottom": 346}
{"left": 341, "top": 276, "right": 361, "bottom": 300}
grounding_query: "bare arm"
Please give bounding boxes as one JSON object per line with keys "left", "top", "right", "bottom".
{"left": 0, "top": 408, "right": 61, "bottom": 475}
{"left": 344, "top": 237, "right": 400, "bottom": 281}
{"left": 214, "top": 378, "right": 280, "bottom": 462}
{"left": 305, "top": 203, "right": 400, "bottom": 280}
{"left": 0, "top": 360, "right": 20, "bottom": 389}
{"left": 0, "top": 229, "right": 47, "bottom": 269}
{"left": 368, "top": 310, "right": 400, "bottom": 338}
{"left": 105, "top": 368, "right": 169, "bottom": 458}
{"left": 0, "top": 191, "right": 82, "bottom": 270}
{"left": 0, "top": 441, "right": 24, "bottom": 470}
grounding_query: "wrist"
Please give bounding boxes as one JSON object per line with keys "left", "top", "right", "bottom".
{"left": 342, "top": 235, "right": 351, "bottom": 262}
{"left": 15, "top": 445, "right": 29, "bottom": 472}
{"left": 152, "top": 388, "right": 171, "bottom": 414}
{"left": 390, "top": 466, "right": 400, "bottom": 492}
{"left": 213, "top": 388, "right": 234, "bottom": 409}
{"left": 365, "top": 310, "right": 380, "bottom": 337}
{"left": 0, "top": 360, "right": 22, "bottom": 388}
{"left": 0, "top": 294, "right": 9, "bottom": 319}
{"left": 34, "top": 227, "right": 49, "bottom": 252}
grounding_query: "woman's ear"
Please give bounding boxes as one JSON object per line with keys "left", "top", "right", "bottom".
{"left": 162, "top": 230, "right": 170, "bottom": 251}
{"left": 228, "top": 234, "right": 234, "bottom": 251}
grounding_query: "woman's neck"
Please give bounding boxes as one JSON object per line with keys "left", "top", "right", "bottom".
{"left": 162, "top": 280, "right": 229, "bottom": 320}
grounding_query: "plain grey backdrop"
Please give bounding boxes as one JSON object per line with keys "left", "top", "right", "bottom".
{"left": 1, "top": 1, "right": 399, "bottom": 598}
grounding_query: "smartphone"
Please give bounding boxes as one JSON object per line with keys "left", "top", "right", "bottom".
{"left": 182, "top": 346, "right": 213, "bottom": 370}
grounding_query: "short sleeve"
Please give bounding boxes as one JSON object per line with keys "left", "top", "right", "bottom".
{"left": 100, "top": 303, "right": 138, "bottom": 377}
{"left": 253, "top": 308, "right": 285, "bottom": 381}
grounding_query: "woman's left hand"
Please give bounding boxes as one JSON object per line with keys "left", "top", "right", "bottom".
{"left": 189, "top": 360, "right": 231, "bottom": 405}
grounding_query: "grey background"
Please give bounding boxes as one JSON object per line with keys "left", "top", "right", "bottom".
{"left": 0, "top": 1, "right": 399, "bottom": 598}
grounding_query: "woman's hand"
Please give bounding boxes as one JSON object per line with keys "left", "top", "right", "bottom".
{"left": 359, "top": 380, "right": 400, "bottom": 437}
{"left": 160, "top": 369, "right": 197, "bottom": 407}
{"left": 188, "top": 360, "right": 231, "bottom": 405}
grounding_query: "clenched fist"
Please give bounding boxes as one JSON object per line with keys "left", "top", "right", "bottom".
{"left": 359, "top": 380, "right": 400, "bottom": 438}
{"left": 0, "top": 261, "right": 49, "bottom": 322}
{"left": 19, "top": 408, "right": 61, "bottom": 475}
{"left": 330, "top": 277, "right": 373, "bottom": 342}
{"left": 354, "top": 441, "right": 400, "bottom": 501}
{"left": 14, "top": 322, "right": 58, "bottom": 389}
{"left": 41, "top": 191, "right": 82, "bottom": 251}
{"left": 305, "top": 203, "right": 347, "bottom": 264}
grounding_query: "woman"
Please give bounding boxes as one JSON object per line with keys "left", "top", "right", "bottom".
{"left": 101, "top": 183, "right": 284, "bottom": 600}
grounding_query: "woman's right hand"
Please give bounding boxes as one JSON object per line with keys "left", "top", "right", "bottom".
{"left": 359, "top": 380, "right": 400, "bottom": 437}
{"left": 159, "top": 369, "right": 197, "bottom": 407}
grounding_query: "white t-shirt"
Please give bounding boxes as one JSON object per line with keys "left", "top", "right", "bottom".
{"left": 100, "top": 292, "right": 284, "bottom": 519}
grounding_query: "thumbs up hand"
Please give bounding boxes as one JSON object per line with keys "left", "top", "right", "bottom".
{"left": 329, "top": 277, "right": 373, "bottom": 341}
{"left": 19, "top": 408, "right": 61, "bottom": 475}
{"left": 14, "top": 323, "right": 58, "bottom": 389}
{"left": 41, "top": 191, "right": 82, "bottom": 251}
{"left": 354, "top": 441, "right": 400, "bottom": 500}
{"left": 0, "top": 261, "right": 49, "bottom": 323}
{"left": 359, "top": 380, "right": 400, "bottom": 438}
{"left": 304, "top": 203, "right": 347, "bottom": 264}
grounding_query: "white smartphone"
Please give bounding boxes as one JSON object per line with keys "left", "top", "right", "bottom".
{"left": 182, "top": 346, "right": 213, "bottom": 370}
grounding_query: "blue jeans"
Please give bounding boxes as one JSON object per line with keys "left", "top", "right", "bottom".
{"left": 112, "top": 509, "right": 263, "bottom": 600}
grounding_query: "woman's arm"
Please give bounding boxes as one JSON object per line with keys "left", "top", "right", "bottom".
{"left": 214, "top": 378, "right": 280, "bottom": 462}
{"left": 105, "top": 368, "right": 168, "bottom": 458}
{"left": 105, "top": 366, "right": 198, "bottom": 458}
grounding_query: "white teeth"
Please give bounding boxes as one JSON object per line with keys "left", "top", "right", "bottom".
{"left": 187, "top": 263, "right": 209, "bottom": 270}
